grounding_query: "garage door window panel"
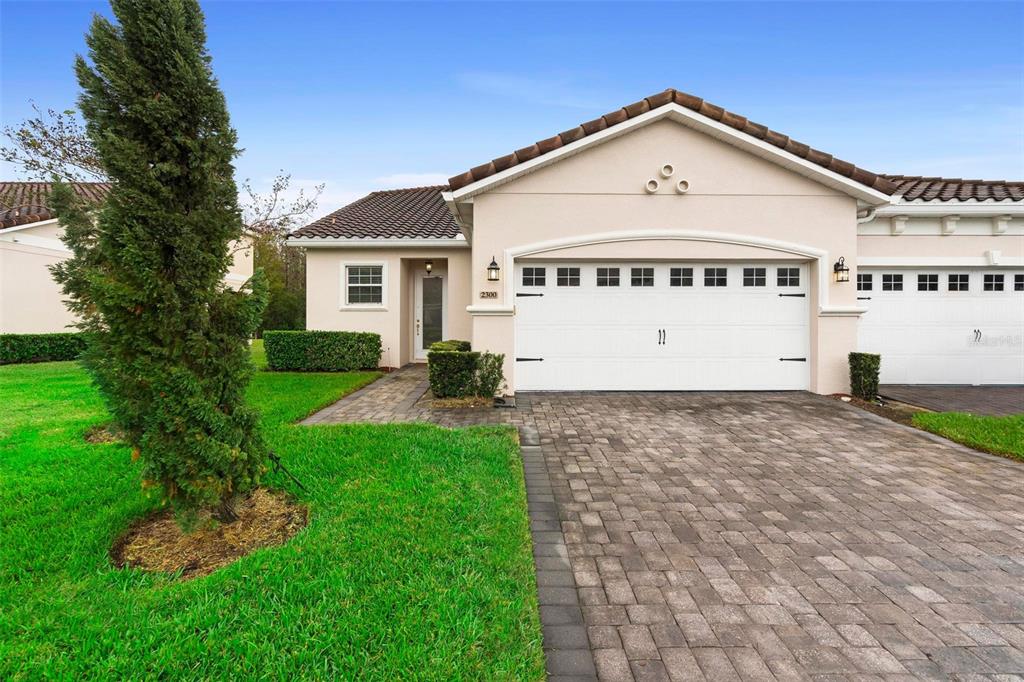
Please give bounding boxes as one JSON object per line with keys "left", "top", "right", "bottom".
{"left": 522, "top": 267, "right": 546, "bottom": 287}
{"left": 948, "top": 274, "right": 969, "bottom": 291}
{"left": 630, "top": 267, "right": 654, "bottom": 287}
{"left": 670, "top": 267, "right": 693, "bottom": 287}
{"left": 984, "top": 274, "right": 1004, "bottom": 291}
{"left": 1016, "top": 274, "right": 1024, "bottom": 291}
{"left": 704, "top": 268, "right": 727, "bottom": 287}
{"left": 743, "top": 268, "right": 766, "bottom": 287}
{"left": 557, "top": 267, "right": 580, "bottom": 287}
{"left": 882, "top": 274, "right": 903, "bottom": 291}
{"left": 857, "top": 273, "right": 872, "bottom": 291}
{"left": 597, "top": 267, "right": 620, "bottom": 287}
{"left": 918, "top": 274, "right": 938, "bottom": 291}
{"left": 777, "top": 268, "right": 800, "bottom": 287}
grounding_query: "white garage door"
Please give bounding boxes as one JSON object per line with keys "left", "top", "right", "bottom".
{"left": 857, "top": 268, "right": 1024, "bottom": 384}
{"left": 514, "top": 262, "right": 810, "bottom": 391}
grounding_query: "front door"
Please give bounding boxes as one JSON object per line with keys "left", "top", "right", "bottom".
{"left": 415, "top": 273, "right": 445, "bottom": 359}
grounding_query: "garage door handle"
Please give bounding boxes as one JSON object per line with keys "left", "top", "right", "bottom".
{"left": 778, "top": 293, "right": 806, "bottom": 298}
{"left": 516, "top": 357, "right": 544, "bottom": 362}
{"left": 516, "top": 293, "right": 543, "bottom": 297}
{"left": 857, "top": 296, "right": 871, "bottom": 300}
{"left": 779, "top": 357, "right": 807, "bottom": 362}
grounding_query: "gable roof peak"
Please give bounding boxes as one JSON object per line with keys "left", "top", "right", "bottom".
{"left": 447, "top": 87, "right": 897, "bottom": 198}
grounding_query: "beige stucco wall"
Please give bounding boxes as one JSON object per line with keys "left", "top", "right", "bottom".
{"left": 465, "top": 118, "right": 863, "bottom": 394}
{"left": 0, "top": 221, "right": 255, "bottom": 334}
{"left": 304, "top": 247, "right": 472, "bottom": 367}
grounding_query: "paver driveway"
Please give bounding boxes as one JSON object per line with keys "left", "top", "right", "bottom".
{"left": 305, "top": 369, "right": 1024, "bottom": 680}
{"left": 518, "top": 391, "right": 1024, "bottom": 681}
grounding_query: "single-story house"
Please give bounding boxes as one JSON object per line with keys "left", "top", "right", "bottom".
{"left": 287, "top": 88, "right": 1023, "bottom": 394}
{"left": 0, "top": 181, "right": 255, "bottom": 334}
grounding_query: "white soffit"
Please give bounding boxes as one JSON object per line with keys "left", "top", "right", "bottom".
{"left": 447, "top": 103, "right": 893, "bottom": 206}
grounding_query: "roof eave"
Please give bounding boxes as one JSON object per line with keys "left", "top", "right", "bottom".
{"left": 447, "top": 103, "right": 893, "bottom": 206}
{"left": 286, "top": 236, "right": 469, "bottom": 248}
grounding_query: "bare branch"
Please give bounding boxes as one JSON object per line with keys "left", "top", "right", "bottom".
{"left": 1, "top": 102, "right": 107, "bottom": 182}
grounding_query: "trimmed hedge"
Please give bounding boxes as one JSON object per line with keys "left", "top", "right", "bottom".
{"left": 429, "top": 340, "right": 471, "bottom": 352}
{"left": 428, "top": 350, "right": 481, "bottom": 398}
{"left": 849, "top": 352, "right": 881, "bottom": 400}
{"left": 0, "top": 333, "right": 88, "bottom": 365}
{"left": 264, "top": 330, "right": 382, "bottom": 371}
{"left": 427, "top": 340, "right": 506, "bottom": 398}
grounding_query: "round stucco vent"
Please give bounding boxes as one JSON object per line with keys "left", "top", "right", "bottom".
{"left": 675, "top": 179, "right": 690, "bottom": 194}
{"left": 659, "top": 164, "right": 675, "bottom": 178}
{"left": 644, "top": 178, "right": 660, "bottom": 194}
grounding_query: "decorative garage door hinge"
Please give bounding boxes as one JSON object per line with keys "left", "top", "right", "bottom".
{"left": 778, "top": 293, "right": 806, "bottom": 297}
{"left": 516, "top": 293, "right": 544, "bottom": 297}
{"left": 778, "top": 357, "right": 807, "bottom": 362}
{"left": 516, "top": 357, "right": 544, "bottom": 362}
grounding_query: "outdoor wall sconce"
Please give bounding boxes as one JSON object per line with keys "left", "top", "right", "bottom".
{"left": 833, "top": 256, "right": 850, "bottom": 283}
{"left": 487, "top": 257, "right": 501, "bottom": 282}
{"left": 424, "top": 260, "right": 433, "bottom": 274}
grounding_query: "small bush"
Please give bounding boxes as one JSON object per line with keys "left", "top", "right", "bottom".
{"left": 264, "top": 331, "right": 382, "bottom": 371}
{"left": 430, "top": 339, "right": 471, "bottom": 352}
{"left": 0, "top": 333, "right": 88, "bottom": 364}
{"left": 475, "top": 352, "right": 506, "bottom": 397}
{"left": 849, "top": 352, "right": 881, "bottom": 400}
{"left": 428, "top": 350, "right": 480, "bottom": 398}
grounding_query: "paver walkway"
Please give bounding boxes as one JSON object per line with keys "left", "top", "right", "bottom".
{"left": 881, "top": 384, "right": 1024, "bottom": 417}
{"left": 306, "top": 370, "right": 1024, "bottom": 680}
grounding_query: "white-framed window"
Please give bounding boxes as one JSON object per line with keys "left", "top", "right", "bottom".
{"left": 948, "top": 274, "right": 969, "bottom": 292}
{"left": 704, "top": 267, "right": 727, "bottom": 287}
{"left": 857, "top": 273, "right": 872, "bottom": 291}
{"left": 556, "top": 267, "right": 580, "bottom": 287}
{"left": 984, "top": 274, "right": 1004, "bottom": 291}
{"left": 917, "top": 274, "right": 938, "bottom": 291}
{"left": 1016, "top": 274, "right": 1024, "bottom": 291}
{"left": 341, "top": 262, "right": 387, "bottom": 308}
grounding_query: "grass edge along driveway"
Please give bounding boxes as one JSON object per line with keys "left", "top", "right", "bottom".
{"left": 912, "top": 411, "right": 1024, "bottom": 462}
{"left": 0, "top": 355, "right": 544, "bottom": 680}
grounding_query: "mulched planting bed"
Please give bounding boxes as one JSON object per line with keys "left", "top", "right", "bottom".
{"left": 832, "top": 394, "right": 925, "bottom": 426}
{"left": 111, "top": 488, "right": 307, "bottom": 579}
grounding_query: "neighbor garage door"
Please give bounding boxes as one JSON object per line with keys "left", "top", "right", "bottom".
{"left": 514, "top": 262, "right": 810, "bottom": 391}
{"left": 857, "top": 268, "right": 1024, "bottom": 384}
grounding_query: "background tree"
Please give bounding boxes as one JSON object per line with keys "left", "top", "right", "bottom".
{"left": 50, "top": 0, "right": 268, "bottom": 518}
{"left": 3, "top": 110, "right": 320, "bottom": 335}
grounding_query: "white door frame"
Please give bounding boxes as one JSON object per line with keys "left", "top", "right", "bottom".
{"left": 414, "top": 271, "right": 447, "bottom": 360}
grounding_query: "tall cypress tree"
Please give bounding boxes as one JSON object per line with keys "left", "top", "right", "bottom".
{"left": 51, "top": 0, "right": 268, "bottom": 518}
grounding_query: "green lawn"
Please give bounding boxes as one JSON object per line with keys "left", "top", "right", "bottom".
{"left": 913, "top": 412, "right": 1024, "bottom": 462}
{"left": 0, "top": 354, "right": 544, "bottom": 679}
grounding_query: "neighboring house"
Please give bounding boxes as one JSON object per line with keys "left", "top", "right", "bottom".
{"left": 288, "top": 88, "right": 1024, "bottom": 393}
{"left": 0, "top": 182, "right": 255, "bottom": 334}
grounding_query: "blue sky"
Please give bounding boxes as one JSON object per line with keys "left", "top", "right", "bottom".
{"left": 3, "top": 1, "right": 1023, "bottom": 215}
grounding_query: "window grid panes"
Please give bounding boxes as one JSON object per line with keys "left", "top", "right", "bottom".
{"left": 1016, "top": 274, "right": 1024, "bottom": 291}
{"left": 670, "top": 267, "right": 693, "bottom": 287}
{"left": 596, "top": 267, "right": 620, "bottom": 287}
{"left": 948, "top": 274, "right": 969, "bottom": 292}
{"left": 777, "top": 268, "right": 800, "bottom": 287}
{"left": 984, "top": 274, "right": 1004, "bottom": 291}
{"left": 882, "top": 274, "right": 903, "bottom": 291}
{"left": 917, "top": 274, "right": 938, "bottom": 291}
{"left": 630, "top": 267, "right": 654, "bottom": 287}
{"left": 346, "top": 265, "right": 383, "bottom": 304}
{"left": 857, "top": 273, "right": 872, "bottom": 291}
{"left": 743, "top": 267, "right": 766, "bottom": 287}
{"left": 557, "top": 267, "right": 580, "bottom": 287}
{"left": 704, "top": 267, "right": 727, "bottom": 287}
{"left": 522, "top": 267, "right": 545, "bottom": 287}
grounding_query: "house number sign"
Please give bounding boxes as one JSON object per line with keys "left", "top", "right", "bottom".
{"left": 479, "top": 291, "right": 498, "bottom": 299}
